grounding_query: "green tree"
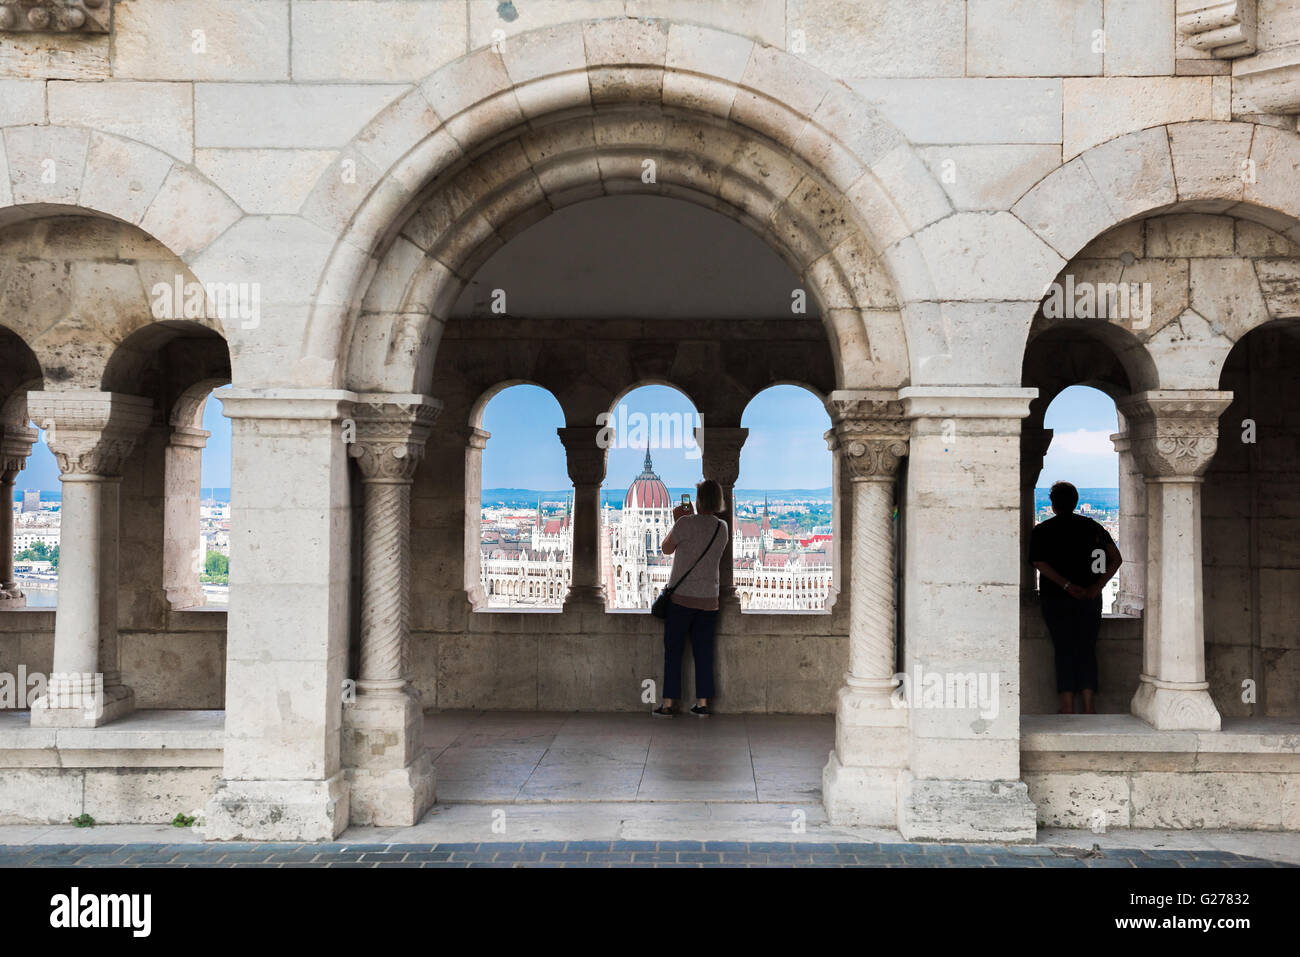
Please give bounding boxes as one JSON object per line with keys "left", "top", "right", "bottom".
{"left": 201, "top": 551, "right": 229, "bottom": 584}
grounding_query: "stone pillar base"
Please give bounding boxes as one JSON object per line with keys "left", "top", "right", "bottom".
{"left": 898, "top": 774, "right": 1037, "bottom": 843}
{"left": 563, "top": 588, "right": 606, "bottom": 615}
{"left": 0, "top": 594, "right": 25, "bottom": 609}
{"left": 204, "top": 774, "right": 349, "bottom": 842}
{"left": 1131, "top": 675, "right": 1221, "bottom": 731}
{"left": 823, "top": 753, "right": 902, "bottom": 827}
{"left": 346, "top": 751, "right": 436, "bottom": 827}
{"left": 343, "top": 689, "right": 435, "bottom": 826}
{"left": 30, "top": 684, "right": 134, "bottom": 728}
{"left": 823, "top": 688, "right": 908, "bottom": 826}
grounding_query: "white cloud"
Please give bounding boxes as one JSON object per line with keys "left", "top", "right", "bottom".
{"left": 1050, "top": 428, "right": 1116, "bottom": 457}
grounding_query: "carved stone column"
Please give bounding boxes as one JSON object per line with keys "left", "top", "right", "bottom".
{"left": 557, "top": 426, "right": 608, "bottom": 610}
{"left": 0, "top": 423, "right": 38, "bottom": 607}
{"left": 163, "top": 418, "right": 210, "bottom": 610}
{"left": 821, "top": 391, "right": 910, "bottom": 826}
{"left": 1118, "top": 390, "right": 1233, "bottom": 731}
{"left": 1110, "top": 427, "right": 1147, "bottom": 616}
{"left": 343, "top": 394, "right": 441, "bottom": 826}
{"left": 695, "top": 426, "right": 747, "bottom": 611}
{"left": 1020, "top": 424, "right": 1053, "bottom": 601}
{"left": 26, "top": 391, "right": 152, "bottom": 728}
{"left": 464, "top": 427, "right": 490, "bottom": 609}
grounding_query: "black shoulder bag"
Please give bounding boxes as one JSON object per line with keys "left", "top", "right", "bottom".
{"left": 651, "top": 520, "right": 722, "bottom": 619}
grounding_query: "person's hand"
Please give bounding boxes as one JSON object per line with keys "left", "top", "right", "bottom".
{"left": 673, "top": 503, "right": 693, "bottom": 520}
{"left": 1064, "top": 583, "right": 1087, "bottom": 600}
{"left": 1083, "top": 583, "right": 1103, "bottom": 600}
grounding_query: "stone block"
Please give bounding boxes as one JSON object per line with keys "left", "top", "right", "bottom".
{"left": 1130, "top": 771, "right": 1288, "bottom": 828}
{"left": 1023, "top": 770, "right": 1132, "bottom": 827}
{"left": 1063, "top": 77, "right": 1213, "bottom": 159}
{"left": 113, "top": 0, "right": 291, "bottom": 81}
{"left": 79, "top": 132, "right": 176, "bottom": 225}
{"left": 47, "top": 80, "right": 194, "bottom": 163}
{"left": 0, "top": 79, "right": 44, "bottom": 126}
{"left": 0, "top": 31, "right": 110, "bottom": 80}
{"left": 195, "top": 83, "right": 407, "bottom": 149}
{"left": 1145, "top": 213, "right": 1236, "bottom": 257}
{"left": 1104, "top": 0, "right": 1175, "bottom": 76}
{"left": 787, "top": 0, "right": 965, "bottom": 78}
{"left": 83, "top": 767, "right": 221, "bottom": 824}
{"left": 899, "top": 774, "right": 1038, "bottom": 842}
{"left": 292, "top": 1, "right": 466, "bottom": 81}
{"left": 850, "top": 78, "right": 1063, "bottom": 145}
{"left": 917, "top": 145, "right": 1062, "bottom": 212}
{"left": 968, "top": 0, "right": 1104, "bottom": 77}
{"left": 195, "top": 149, "right": 335, "bottom": 215}
{"left": 204, "top": 774, "right": 349, "bottom": 841}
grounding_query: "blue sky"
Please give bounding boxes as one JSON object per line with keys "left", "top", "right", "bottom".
{"left": 12, "top": 383, "right": 1121, "bottom": 493}
{"left": 1037, "top": 385, "right": 1120, "bottom": 488}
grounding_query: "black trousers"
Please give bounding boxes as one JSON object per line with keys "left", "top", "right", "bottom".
{"left": 662, "top": 600, "right": 717, "bottom": 700}
{"left": 1041, "top": 594, "right": 1102, "bottom": 693}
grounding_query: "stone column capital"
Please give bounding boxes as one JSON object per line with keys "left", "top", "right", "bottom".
{"left": 826, "top": 391, "right": 909, "bottom": 482}
{"left": 466, "top": 426, "right": 490, "bottom": 451}
{"left": 898, "top": 386, "right": 1038, "bottom": 421}
{"left": 1109, "top": 431, "right": 1130, "bottom": 455}
{"left": 1021, "top": 425, "right": 1054, "bottom": 464}
{"left": 694, "top": 426, "right": 748, "bottom": 485}
{"left": 1116, "top": 390, "right": 1234, "bottom": 479}
{"left": 557, "top": 426, "right": 609, "bottom": 485}
{"left": 26, "top": 391, "right": 153, "bottom": 479}
{"left": 0, "top": 422, "right": 39, "bottom": 480}
{"left": 169, "top": 426, "right": 211, "bottom": 450}
{"left": 348, "top": 395, "right": 443, "bottom": 483}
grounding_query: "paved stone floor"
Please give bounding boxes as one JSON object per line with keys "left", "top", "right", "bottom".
{"left": 421, "top": 711, "right": 832, "bottom": 803}
{"left": 0, "top": 841, "right": 1290, "bottom": 867}
{"left": 1, "top": 713, "right": 1297, "bottom": 867}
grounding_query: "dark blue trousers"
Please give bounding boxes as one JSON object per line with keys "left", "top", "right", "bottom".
{"left": 662, "top": 600, "right": 717, "bottom": 700}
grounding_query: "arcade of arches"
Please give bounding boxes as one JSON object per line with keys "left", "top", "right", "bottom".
{"left": 2, "top": 11, "right": 1300, "bottom": 840}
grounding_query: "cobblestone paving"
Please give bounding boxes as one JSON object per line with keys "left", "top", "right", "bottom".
{"left": 0, "top": 841, "right": 1291, "bottom": 867}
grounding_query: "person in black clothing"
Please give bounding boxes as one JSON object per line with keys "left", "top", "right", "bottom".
{"left": 1029, "top": 481, "right": 1122, "bottom": 715}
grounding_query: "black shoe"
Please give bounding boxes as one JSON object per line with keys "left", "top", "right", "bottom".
{"left": 652, "top": 705, "right": 674, "bottom": 718}
{"left": 690, "top": 705, "right": 711, "bottom": 717}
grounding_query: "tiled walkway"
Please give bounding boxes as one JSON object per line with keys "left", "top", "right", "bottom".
{"left": 423, "top": 710, "right": 831, "bottom": 803}
{"left": 0, "top": 841, "right": 1288, "bottom": 867}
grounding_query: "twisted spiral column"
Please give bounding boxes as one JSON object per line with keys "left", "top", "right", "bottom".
{"left": 359, "top": 480, "right": 410, "bottom": 691}
{"left": 846, "top": 477, "right": 899, "bottom": 694}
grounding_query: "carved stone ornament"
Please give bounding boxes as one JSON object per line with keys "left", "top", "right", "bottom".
{"left": 695, "top": 427, "right": 748, "bottom": 487}
{"left": 0, "top": 424, "right": 38, "bottom": 481}
{"left": 1116, "top": 391, "right": 1234, "bottom": 479}
{"left": 557, "top": 426, "right": 610, "bottom": 485}
{"left": 349, "top": 400, "right": 441, "bottom": 483}
{"left": 1176, "top": 0, "right": 1257, "bottom": 59}
{"left": 0, "top": 0, "right": 111, "bottom": 34}
{"left": 25, "top": 392, "right": 153, "bottom": 479}
{"left": 826, "top": 396, "right": 909, "bottom": 481}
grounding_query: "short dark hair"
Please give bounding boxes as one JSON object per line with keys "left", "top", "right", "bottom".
{"left": 1049, "top": 481, "right": 1079, "bottom": 511}
{"left": 696, "top": 479, "right": 723, "bottom": 513}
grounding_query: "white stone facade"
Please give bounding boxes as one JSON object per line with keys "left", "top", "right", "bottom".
{"left": 0, "top": 2, "right": 1298, "bottom": 840}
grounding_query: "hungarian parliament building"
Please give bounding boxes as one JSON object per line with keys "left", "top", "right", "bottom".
{"left": 480, "top": 452, "right": 833, "bottom": 611}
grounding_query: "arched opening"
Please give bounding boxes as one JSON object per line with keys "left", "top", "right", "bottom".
{"left": 736, "top": 385, "right": 833, "bottom": 613}
{"left": 1204, "top": 319, "right": 1300, "bottom": 718}
{"left": 600, "top": 383, "right": 702, "bottom": 612}
{"left": 1021, "top": 313, "right": 1155, "bottom": 716}
{"left": 475, "top": 384, "right": 569, "bottom": 611}
{"left": 1, "top": 327, "right": 45, "bottom": 609}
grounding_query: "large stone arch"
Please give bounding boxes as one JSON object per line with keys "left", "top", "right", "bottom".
{"left": 1010, "top": 121, "right": 1300, "bottom": 387}
{"left": 0, "top": 124, "right": 241, "bottom": 267}
{"left": 299, "top": 19, "right": 951, "bottom": 394}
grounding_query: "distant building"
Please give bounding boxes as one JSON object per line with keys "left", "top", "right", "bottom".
{"left": 21, "top": 490, "right": 40, "bottom": 513}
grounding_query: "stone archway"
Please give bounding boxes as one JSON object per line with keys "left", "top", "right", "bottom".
{"left": 296, "top": 19, "right": 952, "bottom": 391}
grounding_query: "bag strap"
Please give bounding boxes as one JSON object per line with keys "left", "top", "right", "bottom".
{"left": 663, "top": 519, "right": 723, "bottom": 595}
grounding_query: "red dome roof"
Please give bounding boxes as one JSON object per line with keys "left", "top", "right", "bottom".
{"left": 624, "top": 450, "right": 672, "bottom": 510}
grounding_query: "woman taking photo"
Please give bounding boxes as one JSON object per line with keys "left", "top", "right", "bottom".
{"left": 652, "top": 479, "right": 729, "bottom": 718}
